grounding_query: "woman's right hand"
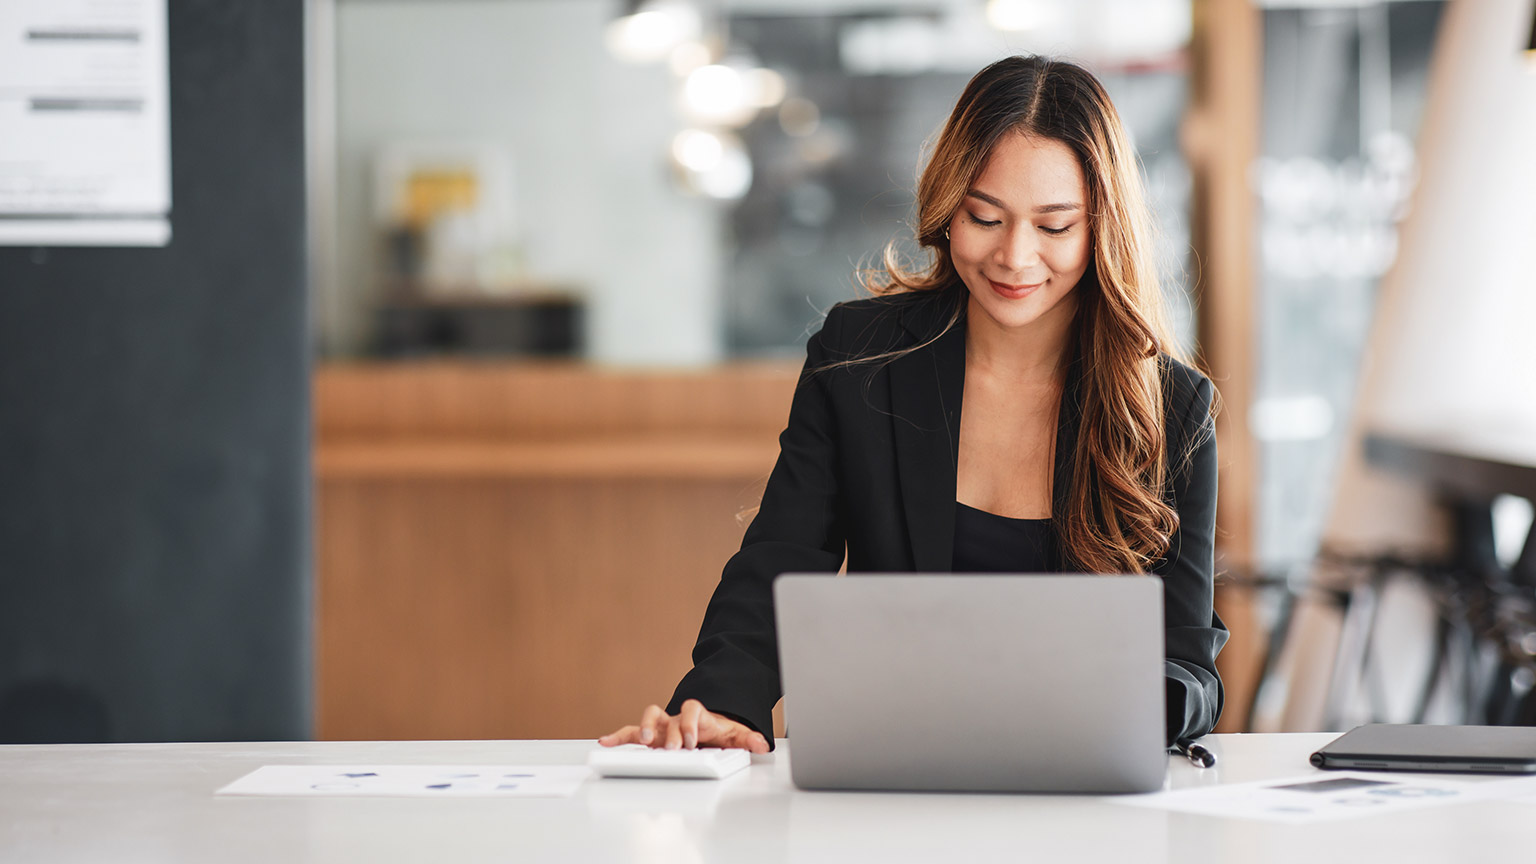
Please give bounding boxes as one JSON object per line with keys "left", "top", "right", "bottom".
{"left": 597, "top": 698, "right": 770, "bottom": 753}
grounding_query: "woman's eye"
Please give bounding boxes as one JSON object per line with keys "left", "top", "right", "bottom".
{"left": 1039, "top": 225, "right": 1072, "bottom": 236}
{"left": 965, "top": 213, "right": 1000, "bottom": 228}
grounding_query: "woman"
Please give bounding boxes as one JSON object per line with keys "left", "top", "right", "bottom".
{"left": 600, "top": 55, "right": 1227, "bottom": 754}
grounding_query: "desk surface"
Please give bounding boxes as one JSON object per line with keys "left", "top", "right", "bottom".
{"left": 3, "top": 734, "right": 1533, "bottom": 863}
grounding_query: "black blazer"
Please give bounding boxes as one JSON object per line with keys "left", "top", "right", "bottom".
{"left": 668, "top": 285, "right": 1229, "bottom": 747}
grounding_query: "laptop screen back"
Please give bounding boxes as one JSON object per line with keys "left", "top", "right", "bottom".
{"left": 773, "top": 574, "right": 1166, "bottom": 793}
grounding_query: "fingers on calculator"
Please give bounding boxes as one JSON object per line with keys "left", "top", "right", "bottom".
{"left": 598, "top": 700, "right": 769, "bottom": 753}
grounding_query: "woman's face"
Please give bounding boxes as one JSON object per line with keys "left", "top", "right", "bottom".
{"left": 947, "top": 132, "right": 1092, "bottom": 333}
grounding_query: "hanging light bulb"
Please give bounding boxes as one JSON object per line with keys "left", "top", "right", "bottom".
{"left": 743, "top": 68, "right": 786, "bottom": 109}
{"left": 671, "top": 129, "right": 724, "bottom": 173}
{"left": 985, "top": 0, "right": 1060, "bottom": 32}
{"left": 696, "top": 140, "right": 752, "bottom": 200}
{"left": 680, "top": 63, "right": 757, "bottom": 127}
{"left": 669, "top": 129, "right": 752, "bottom": 201}
{"left": 669, "top": 40, "right": 714, "bottom": 77}
{"left": 605, "top": 1, "right": 703, "bottom": 64}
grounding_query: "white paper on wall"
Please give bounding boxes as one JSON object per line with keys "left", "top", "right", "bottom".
{"left": 0, "top": 0, "right": 171, "bottom": 246}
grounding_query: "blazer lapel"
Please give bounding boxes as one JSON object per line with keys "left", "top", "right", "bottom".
{"left": 889, "top": 290, "right": 966, "bottom": 572}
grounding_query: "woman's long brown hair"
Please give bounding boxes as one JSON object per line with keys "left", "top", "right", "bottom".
{"left": 860, "top": 55, "right": 1195, "bottom": 575}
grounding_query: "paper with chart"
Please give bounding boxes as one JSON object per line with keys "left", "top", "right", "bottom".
{"left": 1111, "top": 771, "right": 1536, "bottom": 824}
{"left": 0, "top": 0, "right": 171, "bottom": 245}
{"left": 216, "top": 765, "right": 592, "bottom": 798}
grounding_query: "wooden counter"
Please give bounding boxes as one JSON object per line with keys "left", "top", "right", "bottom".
{"left": 313, "top": 361, "right": 800, "bottom": 741}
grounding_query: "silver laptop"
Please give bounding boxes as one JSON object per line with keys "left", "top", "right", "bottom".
{"left": 773, "top": 574, "right": 1166, "bottom": 794}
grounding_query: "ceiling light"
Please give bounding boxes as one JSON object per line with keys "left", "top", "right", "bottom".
{"left": 744, "top": 68, "right": 787, "bottom": 108}
{"left": 605, "top": 1, "right": 702, "bottom": 64}
{"left": 671, "top": 128, "right": 724, "bottom": 173}
{"left": 670, "top": 129, "right": 752, "bottom": 200}
{"left": 681, "top": 64, "right": 757, "bottom": 127}
{"left": 669, "top": 40, "right": 713, "bottom": 76}
{"left": 985, "top": 0, "right": 1060, "bottom": 32}
{"left": 696, "top": 143, "right": 752, "bottom": 200}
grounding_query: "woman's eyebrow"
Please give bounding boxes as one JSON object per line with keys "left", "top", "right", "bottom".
{"left": 965, "top": 189, "right": 1082, "bottom": 214}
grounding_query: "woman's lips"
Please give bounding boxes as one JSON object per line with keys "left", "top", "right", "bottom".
{"left": 989, "top": 278, "right": 1043, "bottom": 299}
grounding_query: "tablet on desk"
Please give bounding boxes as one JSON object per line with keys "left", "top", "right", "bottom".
{"left": 1310, "top": 724, "right": 1536, "bottom": 774}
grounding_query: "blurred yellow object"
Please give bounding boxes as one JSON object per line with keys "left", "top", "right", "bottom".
{"left": 401, "top": 170, "right": 478, "bottom": 229}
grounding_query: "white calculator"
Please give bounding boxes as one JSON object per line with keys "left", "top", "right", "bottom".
{"left": 587, "top": 745, "right": 752, "bottom": 780}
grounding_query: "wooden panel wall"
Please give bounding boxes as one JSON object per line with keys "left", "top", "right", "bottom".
{"left": 1189, "top": 0, "right": 1265, "bottom": 731}
{"left": 314, "top": 362, "right": 799, "bottom": 741}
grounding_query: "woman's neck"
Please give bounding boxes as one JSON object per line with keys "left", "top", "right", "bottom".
{"left": 964, "top": 292, "right": 1078, "bottom": 380}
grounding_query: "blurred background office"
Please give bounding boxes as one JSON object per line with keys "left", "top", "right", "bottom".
{"left": 1, "top": 0, "right": 1532, "bottom": 744}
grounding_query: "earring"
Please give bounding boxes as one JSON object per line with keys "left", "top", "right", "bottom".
{"left": 944, "top": 227, "right": 951, "bottom": 241}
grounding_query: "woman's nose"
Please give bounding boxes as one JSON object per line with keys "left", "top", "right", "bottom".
{"left": 995, "top": 225, "right": 1042, "bottom": 273}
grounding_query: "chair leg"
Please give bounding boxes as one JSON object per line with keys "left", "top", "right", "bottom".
{"left": 1514, "top": 670, "right": 1536, "bottom": 726}
{"left": 1244, "top": 578, "right": 1301, "bottom": 732}
{"left": 1322, "top": 578, "right": 1380, "bottom": 731}
{"left": 1412, "top": 613, "right": 1453, "bottom": 725}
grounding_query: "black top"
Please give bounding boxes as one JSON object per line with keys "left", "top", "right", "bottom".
{"left": 667, "top": 286, "right": 1228, "bottom": 748}
{"left": 952, "top": 502, "right": 1057, "bottom": 573}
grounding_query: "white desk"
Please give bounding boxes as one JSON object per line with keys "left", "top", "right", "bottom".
{"left": 2, "top": 734, "right": 1533, "bottom": 862}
